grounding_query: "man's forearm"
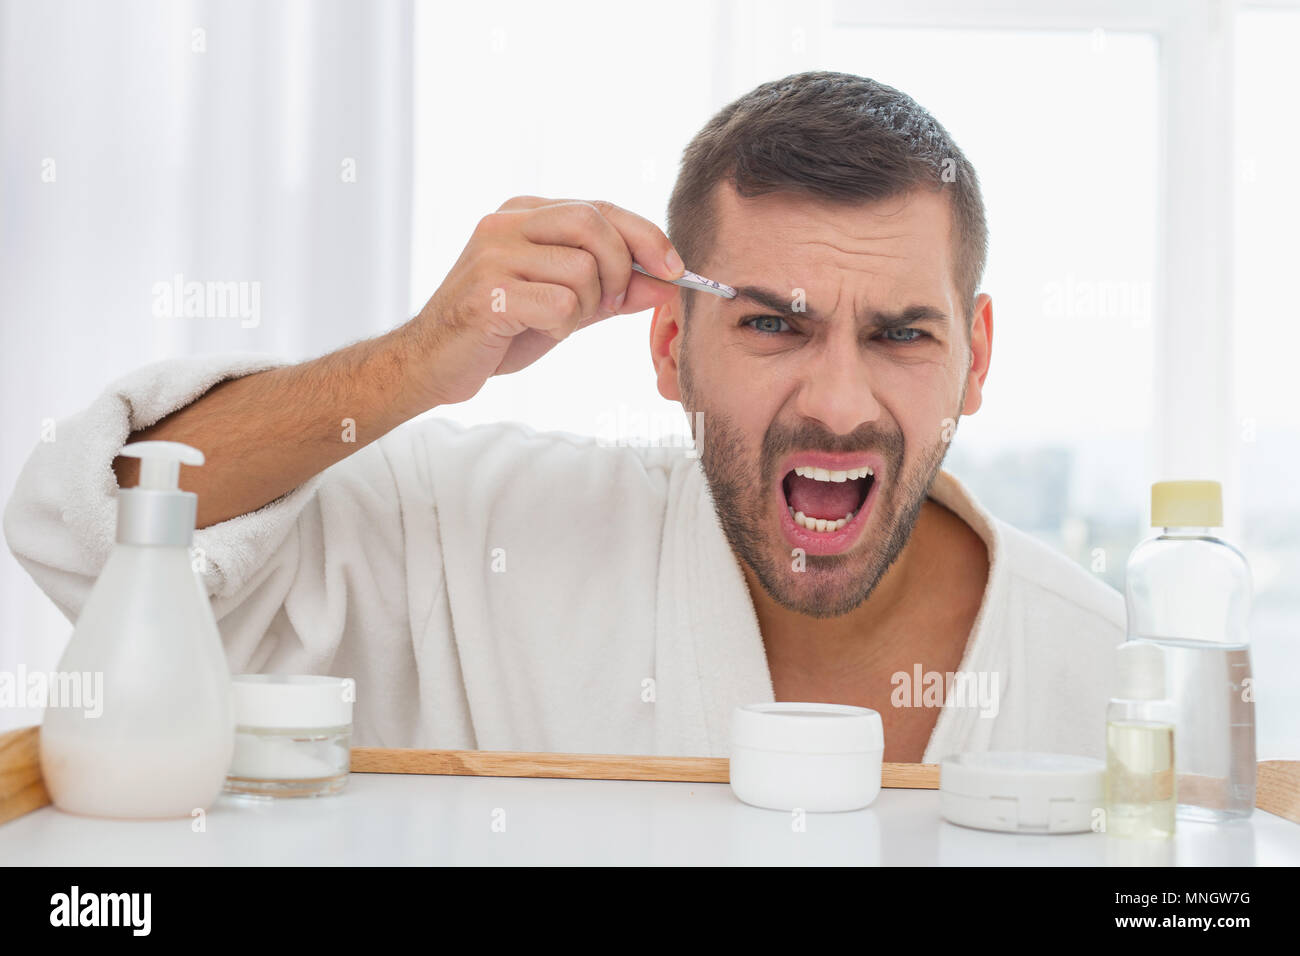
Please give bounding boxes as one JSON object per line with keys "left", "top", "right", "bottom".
{"left": 112, "top": 325, "right": 432, "bottom": 529}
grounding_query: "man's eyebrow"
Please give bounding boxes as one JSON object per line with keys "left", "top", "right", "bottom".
{"left": 731, "top": 285, "right": 949, "bottom": 328}
{"left": 733, "top": 285, "right": 811, "bottom": 316}
{"left": 868, "top": 304, "right": 950, "bottom": 328}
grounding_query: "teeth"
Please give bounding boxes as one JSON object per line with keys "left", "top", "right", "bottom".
{"left": 793, "top": 465, "right": 875, "bottom": 482}
{"left": 791, "top": 509, "right": 855, "bottom": 532}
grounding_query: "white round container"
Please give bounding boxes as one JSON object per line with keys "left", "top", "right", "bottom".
{"left": 226, "top": 675, "right": 354, "bottom": 798}
{"left": 729, "top": 703, "right": 884, "bottom": 812}
{"left": 939, "top": 751, "right": 1105, "bottom": 834}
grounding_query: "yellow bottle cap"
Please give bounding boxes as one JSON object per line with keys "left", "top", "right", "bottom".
{"left": 1151, "top": 480, "right": 1222, "bottom": 528}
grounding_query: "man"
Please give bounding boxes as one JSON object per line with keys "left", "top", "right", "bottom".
{"left": 5, "top": 72, "right": 1122, "bottom": 763}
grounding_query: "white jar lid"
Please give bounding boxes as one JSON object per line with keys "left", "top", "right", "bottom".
{"left": 940, "top": 751, "right": 1105, "bottom": 834}
{"left": 732, "top": 703, "right": 884, "bottom": 754}
{"left": 232, "top": 674, "right": 354, "bottom": 730}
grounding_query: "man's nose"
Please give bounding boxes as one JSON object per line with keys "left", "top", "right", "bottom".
{"left": 791, "top": 336, "right": 884, "bottom": 437}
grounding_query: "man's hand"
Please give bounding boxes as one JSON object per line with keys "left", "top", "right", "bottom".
{"left": 405, "top": 196, "right": 686, "bottom": 406}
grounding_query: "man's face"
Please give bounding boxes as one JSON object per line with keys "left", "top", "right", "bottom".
{"left": 664, "top": 185, "right": 981, "bottom": 618}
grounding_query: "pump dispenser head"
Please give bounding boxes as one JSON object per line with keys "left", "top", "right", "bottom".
{"left": 129, "top": 440, "right": 203, "bottom": 490}
{"left": 116, "top": 441, "right": 205, "bottom": 546}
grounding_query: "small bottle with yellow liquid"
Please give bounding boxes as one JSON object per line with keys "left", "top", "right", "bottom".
{"left": 1105, "top": 641, "right": 1176, "bottom": 839}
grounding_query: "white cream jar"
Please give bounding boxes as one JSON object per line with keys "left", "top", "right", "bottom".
{"left": 729, "top": 703, "right": 885, "bottom": 812}
{"left": 225, "top": 675, "right": 354, "bottom": 798}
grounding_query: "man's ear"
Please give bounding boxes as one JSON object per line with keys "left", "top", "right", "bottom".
{"left": 961, "top": 293, "right": 993, "bottom": 416}
{"left": 649, "top": 291, "right": 685, "bottom": 402}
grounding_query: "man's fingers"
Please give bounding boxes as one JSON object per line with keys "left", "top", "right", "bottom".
{"left": 490, "top": 195, "right": 689, "bottom": 328}
{"left": 500, "top": 194, "right": 686, "bottom": 294}
{"left": 415, "top": 195, "right": 695, "bottom": 403}
{"left": 503, "top": 280, "right": 585, "bottom": 341}
{"left": 509, "top": 242, "right": 603, "bottom": 323}
{"left": 516, "top": 202, "right": 631, "bottom": 314}
{"left": 586, "top": 200, "right": 685, "bottom": 282}
{"left": 616, "top": 271, "right": 680, "bottom": 317}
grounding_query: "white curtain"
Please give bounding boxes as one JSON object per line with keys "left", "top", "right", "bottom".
{"left": 0, "top": 0, "right": 413, "bottom": 729}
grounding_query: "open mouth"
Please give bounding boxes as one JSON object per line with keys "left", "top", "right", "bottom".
{"left": 781, "top": 465, "right": 875, "bottom": 533}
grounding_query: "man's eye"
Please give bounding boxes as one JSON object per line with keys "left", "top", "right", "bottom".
{"left": 744, "top": 315, "right": 791, "bottom": 335}
{"left": 879, "top": 327, "right": 926, "bottom": 343}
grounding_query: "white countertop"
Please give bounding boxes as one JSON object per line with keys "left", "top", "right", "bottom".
{"left": 4, "top": 773, "right": 1297, "bottom": 866}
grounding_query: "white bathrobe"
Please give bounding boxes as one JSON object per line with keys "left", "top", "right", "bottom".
{"left": 3, "top": 354, "right": 1125, "bottom": 762}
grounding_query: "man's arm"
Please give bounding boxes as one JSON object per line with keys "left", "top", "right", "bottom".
{"left": 113, "top": 328, "right": 426, "bottom": 528}
{"left": 112, "top": 196, "right": 685, "bottom": 529}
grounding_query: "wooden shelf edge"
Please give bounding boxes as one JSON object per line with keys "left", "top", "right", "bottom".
{"left": 0, "top": 726, "right": 50, "bottom": 828}
{"left": 3, "top": 723, "right": 1295, "bottom": 828}
{"left": 350, "top": 747, "right": 942, "bottom": 789}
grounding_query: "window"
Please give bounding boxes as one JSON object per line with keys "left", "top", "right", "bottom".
{"left": 1234, "top": 5, "right": 1300, "bottom": 760}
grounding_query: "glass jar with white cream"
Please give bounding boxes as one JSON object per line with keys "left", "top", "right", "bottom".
{"left": 225, "top": 675, "right": 354, "bottom": 798}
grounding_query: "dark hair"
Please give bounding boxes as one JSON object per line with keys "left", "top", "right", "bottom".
{"left": 667, "top": 71, "right": 987, "bottom": 324}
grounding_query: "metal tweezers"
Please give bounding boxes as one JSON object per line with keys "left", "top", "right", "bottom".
{"left": 631, "top": 262, "right": 736, "bottom": 299}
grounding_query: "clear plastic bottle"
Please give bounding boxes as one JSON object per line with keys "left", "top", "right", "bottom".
{"left": 1124, "top": 480, "right": 1255, "bottom": 821}
{"left": 1105, "top": 641, "right": 1175, "bottom": 839}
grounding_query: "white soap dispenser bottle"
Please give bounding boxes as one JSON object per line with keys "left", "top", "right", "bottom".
{"left": 39, "top": 440, "right": 235, "bottom": 818}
